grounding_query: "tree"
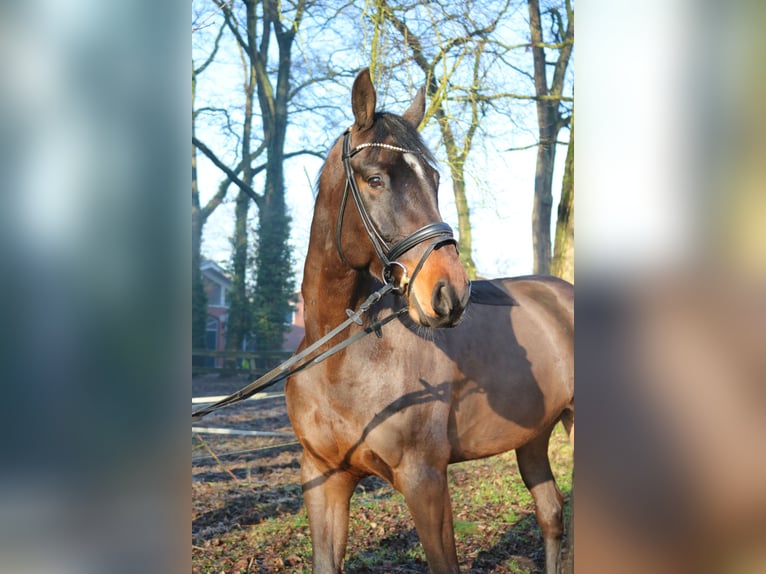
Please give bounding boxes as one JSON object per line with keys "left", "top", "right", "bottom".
{"left": 367, "top": 1, "right": 514, "bottom": 279}
{"left": 192, "top": 20, "right": 228, "bottom": 356}
{"left": 527, "top": 0, "right": 573, "bottom": 274}
{"left": 248, "top": 0, "right": 305, "bottom": 350}
{"left": 210, "top": 0, "right": 263, "bottom": 353}
{"left": 195, "top": 0, "right": 315, "bottom": 352}
{"left": 552, "top": 109, "right": 573, "bottom": 282}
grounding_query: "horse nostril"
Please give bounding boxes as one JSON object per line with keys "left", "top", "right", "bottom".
{"left": 432, "top": 280, "right": 455, "bottom": 318}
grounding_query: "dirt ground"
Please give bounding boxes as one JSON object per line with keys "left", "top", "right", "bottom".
{"left": 192, "top": 375, "right": 572, "bottom": 573}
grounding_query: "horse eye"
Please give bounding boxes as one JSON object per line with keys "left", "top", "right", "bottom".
{"left": 367, "top": 176, "right": 384, "bottom": 189}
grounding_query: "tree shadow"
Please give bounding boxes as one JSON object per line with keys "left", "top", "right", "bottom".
{"left": 468, "top": 512, "right": 544, "bottom": 573}
{"left": 356, "top": 474, "right": 396, "bottom": 500}
{"left": 192, "top": 482, "right": 304, "bottom": 543}
{"left": 345, "top": 525, "right": 429, "bottom": 573}
{"left": 302, "top": 377, "right": 462, "bottom": 491}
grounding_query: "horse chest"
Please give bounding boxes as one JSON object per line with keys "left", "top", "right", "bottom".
{"left": 289, "top": 353, "right": 454, "bottom": 474}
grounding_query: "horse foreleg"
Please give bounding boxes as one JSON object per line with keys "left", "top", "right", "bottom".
{"left": 300, "top": 452, "right": 360, "bottom": 573}
{"left": 516, "top": 431, "right": 565, "bottom": 574}
{"left": 397, "top": 463, "right": 460, "bottom": 574}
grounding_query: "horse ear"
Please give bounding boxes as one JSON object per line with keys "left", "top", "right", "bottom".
{"left": 402, "top": 86, "right": 426, "bottom": 129}
{"left": 351, "top": 68, "right": 376, "bottom": 132}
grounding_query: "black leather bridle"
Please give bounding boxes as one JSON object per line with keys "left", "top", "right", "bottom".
{"left": 192, "top": 130, "right": 460, "bottom": 420}
{"left": 337, "top": 130, "right": 457, "bottom": 293}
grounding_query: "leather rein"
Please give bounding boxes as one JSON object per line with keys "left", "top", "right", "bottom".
{"left": 192, "top": 131, "right": 456, "bottom": 420}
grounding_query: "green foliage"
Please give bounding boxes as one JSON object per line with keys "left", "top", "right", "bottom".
{"left": 454, "top": 519, "right": 480, "bottom": 536}
{"left": 226, "top": 190, "right": 253, "bottom": 351}
{"left": 252, "top": 205, "right": 295, "bottom": 351}
{"left": 225, "top": 280, "right": 252, "bottom": 350}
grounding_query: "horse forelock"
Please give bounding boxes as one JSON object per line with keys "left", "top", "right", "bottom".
{"left": 314, "top": 112, "right": 437, "bottom": 200}
{"left": 372, "top": 112, "right": 436, "bottom": 167}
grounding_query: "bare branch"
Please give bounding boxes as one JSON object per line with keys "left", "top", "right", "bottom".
{"left": 550, "top": 17, "right": 574, "bottom": 97}
{"left": 201, "top": 176, "right": 231, "bottom": 221}
{"left": 195, "top": 136, "right": 324, "bottom": 213}
{"left": 504, "top": 140, "right": 569, "bottom": 152}
{"left": 453, "top": 93, "right": 573, "bottom": 103}
{"left": 194, "top": 18, "right": 226, "bottom": 76}
{"left": 193, "top": 107, "right": 240, "bottom": 147}
{"left": 193, "top": 136, "right": 263, "bottom": 209}
{"left": 214, "top": 0, "right": 250, "bottom": 53}
{"left": 192, "top": 0, "right": 234, "bottom": 34}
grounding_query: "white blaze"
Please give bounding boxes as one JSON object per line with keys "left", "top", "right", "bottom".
{"left": 403, "top": 153, "right": 427, "bottom": 187}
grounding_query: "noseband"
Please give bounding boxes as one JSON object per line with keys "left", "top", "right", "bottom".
{"left": 337, "top": 130, "right": 457, "bottom": 292}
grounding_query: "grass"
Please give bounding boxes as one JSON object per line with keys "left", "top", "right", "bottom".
{"left": 192, "top": 425, "right": 572, "bottom": 573}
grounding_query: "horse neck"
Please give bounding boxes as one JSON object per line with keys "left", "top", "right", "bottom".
{"left": 300, "top": 189, "right": 373, "bottom": 344}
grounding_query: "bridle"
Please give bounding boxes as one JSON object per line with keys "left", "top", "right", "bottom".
{"left": 192, "top": 129, "right": 460, "bottom": 420}
{"left": 337, "top": 129, "right": 457, "bottom": 293}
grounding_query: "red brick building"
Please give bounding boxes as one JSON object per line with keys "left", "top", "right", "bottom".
{"left": 283, "top": 293, "right": 305, "bottom": 351}
{"left": 201, "top": 260, "right": 230, "bottom": 366}
{"left": 201, "top": 259, "right": 304, "bottom": 355}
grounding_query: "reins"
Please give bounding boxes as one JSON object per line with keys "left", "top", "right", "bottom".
{"left": 192, "top": 282, "right": 406, "bottom": 420}
{"left": 192, "top": 129, "right": 457, "bottom": 420}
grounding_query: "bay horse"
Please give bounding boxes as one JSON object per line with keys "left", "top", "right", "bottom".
{"left": 285, "top": 68, "right": 574, "bottom": 574}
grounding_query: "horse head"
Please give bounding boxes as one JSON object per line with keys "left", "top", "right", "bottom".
{"left": 322, "top": 68, "right": 470, "bottom": 328}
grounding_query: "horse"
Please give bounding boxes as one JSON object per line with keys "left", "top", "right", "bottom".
{"left": 285, "top": 68, "right": 574, "bottom": 574}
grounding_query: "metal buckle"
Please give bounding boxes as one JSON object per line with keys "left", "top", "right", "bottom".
{"left": 382, "top": 261, "right": 409, "bottom": 293}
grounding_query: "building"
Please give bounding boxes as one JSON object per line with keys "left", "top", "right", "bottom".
{"left": 283, "top": 293, "right": 305, "bottom": 351}
{"left": 201, "top": 259, "right": 230, "bottom": 365}
{"left": 201, "top": 258, "right": 304, "bottom": 356}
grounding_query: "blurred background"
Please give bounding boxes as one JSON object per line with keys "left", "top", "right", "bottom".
{"left": 577, "top": 0, "right": 766, "bottom": 571}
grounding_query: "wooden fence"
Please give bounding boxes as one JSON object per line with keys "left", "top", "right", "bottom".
{"left": 192, "top": 349, "right": 293, "bottom": 377}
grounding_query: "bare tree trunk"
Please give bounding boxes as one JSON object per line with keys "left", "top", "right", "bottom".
{"left": 531, "top": 128, "right": 556, "bottom": 275}
{"left": 250, "top": 0, "right": 303, "bottom": 351}
{"left": 552, "top": 113, "right": 574, "bottom": 283}
{"left": 434, "top": 107, "right": 478, "bottom": 279}
{"left": 225, "top": 0, "right": 259, "bottom": 352}
{"left": 527, "top": 0, "right": 573, "bottom": 275}
{"left": 226, "top": 189, "right": 252, "bottom": 352}
{"left": 528, "top": 0, "right": 554, "bottom": 274}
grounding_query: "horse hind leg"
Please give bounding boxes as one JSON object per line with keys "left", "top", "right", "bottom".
{"left": 558, "top": 407, "right": 574, "bottom": 574}
{"left": 516, "top": 429, "right": 565, "bottom": 574}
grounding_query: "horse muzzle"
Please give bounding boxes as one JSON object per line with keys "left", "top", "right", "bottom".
{"left": 429, "top": 278, "right": 471, "bottom": 327}
{"left": 407, "top": 250, "right": 471, "bottom": 328}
